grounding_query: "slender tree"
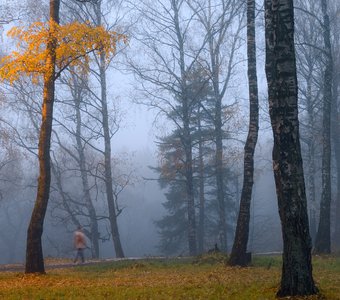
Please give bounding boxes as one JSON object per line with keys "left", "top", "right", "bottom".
{"left": 332, "top": 76, "right": 340, "bottom": 249}
{"left": 94, "top": 0, "right": 124, "bottom": 258}
{"left": 295, "top": 0, "right": 324, "bottom": 243}
{"left": 332, "top": 4, "right": 340, "bottom": 249}
{"left": 25, "top": 0, "right": 60, "bottom": 274}
{"left": 188, "top": 0, "right": 244, "bottom": 252}
{"left": 59, "top": 0, "right": 128, "bottom": 258}
{"left": 264, "top": 0, "right": 318, "bottom": 296}
{"left": 51, "top": 70, "right": 101, "bottom": 258}
{"left": 314, "top": 0, "right": 333, "bottom": 254}
{"left": 70, "top": 72, "right": 100, "bottom": 258}
{"left": 228, "top": 0, "right": 259, "bottom": 266}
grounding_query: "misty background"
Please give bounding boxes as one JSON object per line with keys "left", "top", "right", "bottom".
{"left": 0, "top": 0, "right": 338, "bottom": 264}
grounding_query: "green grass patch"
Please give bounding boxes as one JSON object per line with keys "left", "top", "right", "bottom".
{"left": 0, "top": 255, "right": 339, "bottom": 299}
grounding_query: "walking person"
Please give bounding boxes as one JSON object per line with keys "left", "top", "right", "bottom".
{"left": 73, "top": 226, "right": 87, "bottom": 263}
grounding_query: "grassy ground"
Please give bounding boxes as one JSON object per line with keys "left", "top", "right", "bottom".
{"left": 0, "top": 254, "right": 339, "bottom": 299}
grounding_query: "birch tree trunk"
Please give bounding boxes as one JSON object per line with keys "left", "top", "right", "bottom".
{"left": 264, "top": 0, "right": 317, "bottom": 295}
{"left": 228, "top": 0, "right": 259, "bottom": 266}
{"left": 25, "top": 0, "right": 60, "bottom": 274}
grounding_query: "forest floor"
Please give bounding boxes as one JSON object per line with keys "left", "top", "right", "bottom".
{"left": 0, "top": 253, "right": 339, "bottom": 299}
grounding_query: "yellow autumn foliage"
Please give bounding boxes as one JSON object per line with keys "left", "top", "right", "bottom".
{"left": 0, "top": 20, "right": 127, "bottom": 83}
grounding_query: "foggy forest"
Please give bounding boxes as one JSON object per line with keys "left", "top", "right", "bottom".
{"left": 0, "top": 0, "right": 339, "bottom": 298}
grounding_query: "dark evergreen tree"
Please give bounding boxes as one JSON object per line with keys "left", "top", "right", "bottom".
{"left": 154, "top": 139, "right": 189, "bottom": 254}
{"left": 154, "top": 65, "right": 216, "bottom": 254}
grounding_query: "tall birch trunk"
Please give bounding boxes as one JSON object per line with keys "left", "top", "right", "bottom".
{"left": 264, "top": 0, "right": 317, "bottom": 296}
{"left": 229, "top": 0, "right": 259, "bottom": 266}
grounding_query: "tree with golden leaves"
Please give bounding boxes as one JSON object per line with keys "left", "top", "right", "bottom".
{"left": 0, "top": 0, "right": 125, "bottom": 274}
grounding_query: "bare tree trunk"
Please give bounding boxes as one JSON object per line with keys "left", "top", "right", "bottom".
{"left": 214, "top": 104, "right": 227, "bottom": 252}
{"left": 183, "top": 130, "right": 197, "bottom": 256}
{"left": 99, "top": 51, "right": 124, "bottom": 258}
{"left": 306, "top": 76, "right": 317, "bottom": 243}
{"left": 314, "top": 0, "right": 333, "bottom": 254}
{"left": 173, "top": 0, "right": 197, "bottom": 256}
{"left": 93, "top": 1, "right": 124, "bottom": 258}
{"left": 331, "top": 58, "right": 340, "bottom": 249}
{"left": 184, "top": 107, "right": 197, "bottom": 255}
{"left": 208, "top": 24, "right": 227, "bottom": 252}
{"left": 25, "top": 0, "right": 60, "bottom": 274}
{"left": 197, "top": 113, "right": 205, "bottom": 254}
{"left": 209, "top": 35, "right": 227, "bottom": 252}
{"left": 229, "top": 0, "right": 259, "bottom": 266}
{"left": 74, "top": 85, "right": 100, "bottom": 258}
{"left": 264, "top": 0, "right": 317, "bottom": 296}
{"left": 202, "top": 0, "right": 244, "bottom": 253}
{"left": 294, "top": 0, "right": 320, "bottom": 245}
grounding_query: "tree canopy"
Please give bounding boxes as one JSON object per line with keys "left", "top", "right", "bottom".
{"left": 0, "top": 20, "right": 127, "bottom": 83}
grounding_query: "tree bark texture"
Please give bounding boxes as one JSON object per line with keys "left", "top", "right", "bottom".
{"left": 25, "top": 0, "right": 60, "bottom": 274}
{"left": 229, "top": 0, "right": 259, "bottom": 266}
{"left": 264, "top": 0, "right": 318, "bottom": 296}
{"left": 314, "top": 0, "right": 333, "bottom": 254}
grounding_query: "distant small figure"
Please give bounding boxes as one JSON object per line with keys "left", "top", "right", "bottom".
{"left": 207, "top": 243, "right": 220, "bottom": 254}
{"left": 73, "top": 226, "right": 86, "bottom": 263}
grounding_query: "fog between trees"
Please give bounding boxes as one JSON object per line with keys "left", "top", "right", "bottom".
{"left": 0, "top": 0, "right": 338, "bottom": 283}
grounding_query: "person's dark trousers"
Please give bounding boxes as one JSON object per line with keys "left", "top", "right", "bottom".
{"left": 74, "top": 248, "right": 84, "bottom": 263}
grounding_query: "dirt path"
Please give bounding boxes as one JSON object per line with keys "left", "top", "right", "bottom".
{"left": 0, "top": 259, "right": 118, "bottom": 273}
{"left": 0, "top": 257, "right": 158, "bottom": 273}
